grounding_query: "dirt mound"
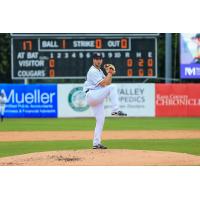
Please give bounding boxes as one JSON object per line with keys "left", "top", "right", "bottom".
{"left": 0, "top": 150, "right": 200, "bottom": 166}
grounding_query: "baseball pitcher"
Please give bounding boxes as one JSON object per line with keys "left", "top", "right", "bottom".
{"left": 83, "top": 52, "right": 127, "bottom": 149}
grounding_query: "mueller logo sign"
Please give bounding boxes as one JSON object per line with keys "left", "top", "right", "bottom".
{"left": 0, "top": 84, "right": 57, "bottom": 118}
{"left": 156, "top": 84, "right": 200, "bottom": 117}
{"left": 5, "top": 89, "right": 55, "bottom": 104}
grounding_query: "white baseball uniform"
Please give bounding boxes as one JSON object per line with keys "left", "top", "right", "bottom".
{"left": 0, "top": 95, "right": 7, "bottom": 117}
{"left": 83, "top": 65, "right": 119, "bottom": 146}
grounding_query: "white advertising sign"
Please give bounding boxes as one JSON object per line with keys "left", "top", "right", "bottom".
{"left": 58, "top": 84, "right": 93, "bottom": 117}
{"left": 104, "top": 84, "right": 155, "bottom": 117}
{"left": 58, "top": 84, "right": 155, "bottom": 117}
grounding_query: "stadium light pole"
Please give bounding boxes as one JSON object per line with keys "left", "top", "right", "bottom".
{"left": 165, "top": 33, "right": 172, "bottom": 83}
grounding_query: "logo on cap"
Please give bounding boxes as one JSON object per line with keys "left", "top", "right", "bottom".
{"left": 93, "top": 53, "right": 102, "bottom": 59}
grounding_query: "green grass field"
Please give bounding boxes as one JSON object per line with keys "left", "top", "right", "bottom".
{"left": 1, "top": 117, "right": 200, "bottom": 131}
{"left": 0, "top": 118, "right": 200, "bottom": 158}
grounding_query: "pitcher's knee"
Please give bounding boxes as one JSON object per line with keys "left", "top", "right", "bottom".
{"left": 108, "top": 84, "right": 117, "bottom": 91}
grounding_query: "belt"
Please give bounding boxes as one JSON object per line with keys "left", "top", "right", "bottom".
{"left": 85, "top": 89, "right": 95, "bottom": 93}
{"left": 85, "top": 89, "right": 89, "bottom": 93}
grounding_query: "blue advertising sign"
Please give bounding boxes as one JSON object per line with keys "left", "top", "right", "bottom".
{"left": 0, "top": 84, "right": 57, "bottom": 118}
{"left": 180, "top": 33, "right": 200, "bottom": 79}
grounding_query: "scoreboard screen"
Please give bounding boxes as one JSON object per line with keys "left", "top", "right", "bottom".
{"left": 11, "top": 34, "right": 158, "bottom": 79}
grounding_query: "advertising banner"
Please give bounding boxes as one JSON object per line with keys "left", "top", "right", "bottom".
{"left": 104, "top": 84, "right": 155, "bottom": 117}
{"left": 58, "top": 84, "right": 92, "bottom": 117}
{"left": 156, "top": 84, "right": 200, "bottom": 117}
{"left": 180, "top": 33, "right": 200, "bottom": 79}
{"left": 0, "top": 84, "right": 57, "bottom": 118}
{"left": 58, "top": 84, "right": 155, "bottom": 117}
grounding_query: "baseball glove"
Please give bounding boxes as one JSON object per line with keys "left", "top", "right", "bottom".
{"left": 103, "top": 64, "right": 116, "bottom": 75}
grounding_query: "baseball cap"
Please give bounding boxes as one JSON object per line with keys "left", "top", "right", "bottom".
{"left": 195, "top": 33, "right": 200, "bottom": 38}
{"left": 93, "top": 52, "right": 102, "bottom": 59}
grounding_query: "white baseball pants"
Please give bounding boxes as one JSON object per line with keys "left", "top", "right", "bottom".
{"left": 0, "top": 105, "right": 5, "bottom": 116}
{"left": 86, "top": 84, "right": 119, "bottom": 146}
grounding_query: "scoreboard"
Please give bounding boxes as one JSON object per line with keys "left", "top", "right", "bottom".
{"left": 11, "top": 34, "right": 158, "bottom": 79}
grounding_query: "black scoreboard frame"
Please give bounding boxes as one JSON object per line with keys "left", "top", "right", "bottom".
{"left": 11, "top": 33, "right": 158, "bottom": 80}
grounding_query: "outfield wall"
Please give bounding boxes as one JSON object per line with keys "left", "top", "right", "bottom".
{"left": 0, "top": 83, "right": 200, "bottom": 117}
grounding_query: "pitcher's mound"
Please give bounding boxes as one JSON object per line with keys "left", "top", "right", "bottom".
{"left": 0, "top": 149, "right": 200, "bottom": 166}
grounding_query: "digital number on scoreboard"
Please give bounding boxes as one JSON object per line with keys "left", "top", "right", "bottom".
{"left": 11, "top": 34, "right": 158, "bottom": 79}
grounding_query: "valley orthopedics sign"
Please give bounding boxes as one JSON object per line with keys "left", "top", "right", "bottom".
{"left": 58, "top": 84, "right": 155, "bottom": 117}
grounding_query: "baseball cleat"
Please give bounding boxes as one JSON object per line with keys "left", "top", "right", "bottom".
{"left": 93, "top": 144, "right": 107, "bottom": 149}
{"left": 111, "top": 111, "right": 127, "bottom": 117}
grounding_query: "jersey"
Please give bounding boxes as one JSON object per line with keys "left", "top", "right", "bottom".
{"left": 0, "top": 96, "right": 7, "bottom": 106}
{"left": 83, "top": 65, "right": 105, "bottom": 92}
